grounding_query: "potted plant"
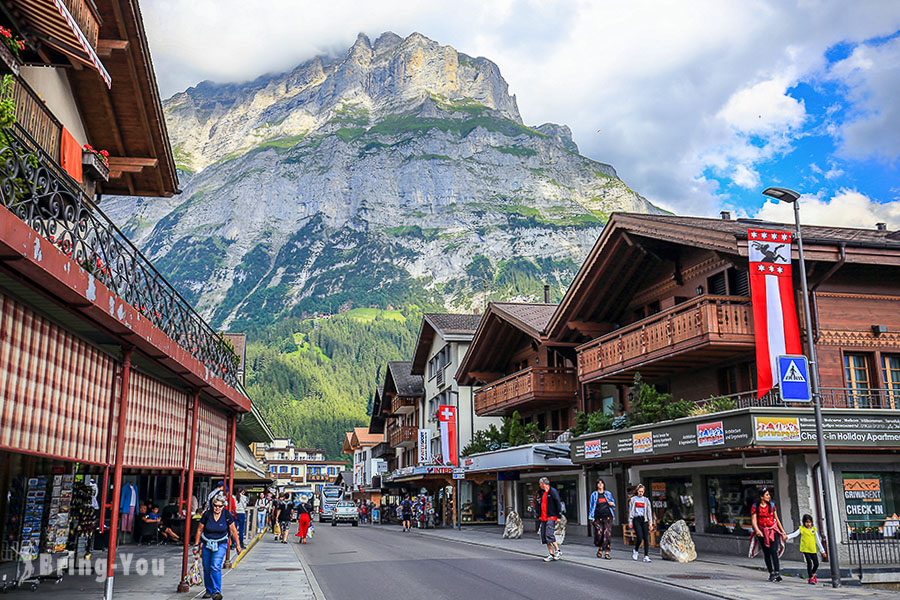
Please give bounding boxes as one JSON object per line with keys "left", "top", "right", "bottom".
{"left": 0, "top": 26, "right": 25, "bottom": 74}
{"left": 82, "top": 143, "right": 110, "bottom": 181}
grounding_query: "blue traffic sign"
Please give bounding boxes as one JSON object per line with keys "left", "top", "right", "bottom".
{"left": 777, "top": 355, "right": 812, "bottom": 403}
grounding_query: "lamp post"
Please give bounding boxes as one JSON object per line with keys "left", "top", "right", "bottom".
{"left": 762, "top": 186, "right": 841, "bottom": 587}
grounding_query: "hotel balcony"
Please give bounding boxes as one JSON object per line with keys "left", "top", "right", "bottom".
{"left": 389, "top": 425, "right": 417, "bottom": 448}
{"left": 391, "top": 395, "right": 416, "bottom": 415}
{"left": 577, "top": 295, "right": 755, "bottom": 384}
{"left": 474, "top": 366, "right": 578, "bottom": 417}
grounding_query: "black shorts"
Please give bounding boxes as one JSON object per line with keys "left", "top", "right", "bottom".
{"left": 402, "top": 513, "right": 412, "bottom": 521}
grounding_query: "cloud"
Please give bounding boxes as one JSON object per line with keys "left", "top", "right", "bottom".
{"left": 828, "top": 35, "right": 900, "bottom": 162}
{"left": 756, "top": 189, "right": 900, "bottom": 228}
{"left": 141, "top": 1, "right": 900, "bottom": 216}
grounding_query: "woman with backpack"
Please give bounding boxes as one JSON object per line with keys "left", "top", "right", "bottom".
{"left": 749, "top": 488, "right": 787, "bottom": 582}
{"left": 589, "top": 479, "right": 616, "bottom": 559}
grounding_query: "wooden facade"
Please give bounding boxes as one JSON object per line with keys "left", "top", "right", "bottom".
{"left": 546, "top": 213, "right": 900, "bottom": 411}
{"left": 380, "top": 362, "right": 424, "bottom": 468}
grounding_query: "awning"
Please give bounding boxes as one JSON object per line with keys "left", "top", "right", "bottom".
{"left": 234, "top": 440, "right": 266, "bottom": 477}
{"left": 15, "top": 0, "right": 111, "bottom": 87}
{"left": 233, "top": 469, "right": 273, "bottom": 485}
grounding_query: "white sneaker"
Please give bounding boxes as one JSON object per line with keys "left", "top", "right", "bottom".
{"left": 543, "top": 554, "right": 554, "bottom": 562}
{"left": 632, "top": 549, "right": 639, "bottom": 560}
{"left": 643, "top": 556, "right": 652, "bottom": 563}
{"left": 553, "top": 551, "right": 561, "bottom": 561}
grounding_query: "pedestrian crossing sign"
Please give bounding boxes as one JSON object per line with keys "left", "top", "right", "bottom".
{"left": 777, "top": 355, "right": 811, "bottom": 403}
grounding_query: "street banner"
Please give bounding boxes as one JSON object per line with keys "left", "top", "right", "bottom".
{"left": 418, "top": 428, "right": 430, "bottom": 464}
{"left": 438, "top": 405, "right": 458, "bottom": 466}
{"left": 748, "top": 228, "right": 802, "bottom": 398}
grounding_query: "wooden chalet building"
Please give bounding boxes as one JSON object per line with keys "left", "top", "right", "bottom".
{"left": 455, "top": 302, "right": 584, "bottom": 528}
{"left": 380, "top": 361, "right": 425, "bottom": 472}
{"left": 556, "top": 213, "right": 900, "bottom": 568}
{"left": 0, "top": 0, "right": 256, "bottom": 596}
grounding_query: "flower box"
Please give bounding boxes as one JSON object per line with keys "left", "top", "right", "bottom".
{"left": 82, "top": 148, "right": 109, "bottom": 182}
{"left": 0, "top": 39, "right": 20, "bottom": 76}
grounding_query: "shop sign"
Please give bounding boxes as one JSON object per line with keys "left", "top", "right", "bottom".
{"left": 651, "top": 481, "right": 667, "bottom": 510}
{"left": 418, "top": 429, "right": 431, "bottom": 464}
{"left": 632, "top": 431, "right": 653, "bottom": 453}
{"left": 697, "top": 421, "right": 725, "bottom": 447}
{"left": 584, "top": 439, "right": 603, "bottom": 459}
{"left": 843, "top": 476, "right": 885, "bottom": 518}
{"left": 453, "top": 468, "right": 466, "bottom": 480}
{"left": 754, "top": 416, "right": 801, "bottom": 442}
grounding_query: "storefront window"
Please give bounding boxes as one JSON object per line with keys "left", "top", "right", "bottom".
{"left": 706, "top": 474, "right": 774, "bottom": 536}
{"left": 646, "top": 477, "right": 695, "bottom": 532}
{"left": 460, "top": 480, "right": 497, "bottom": 523}
{"left": 843, "top": 472, "right": 900, "bottom": 536}
{"left": 521, "top": 478, "right": 578, "bottom": 521}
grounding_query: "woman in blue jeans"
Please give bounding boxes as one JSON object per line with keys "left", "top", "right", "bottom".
{"left": 193, "top": 493, "right": 242, "bottom": 600}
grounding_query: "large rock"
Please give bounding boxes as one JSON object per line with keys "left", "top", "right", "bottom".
{"left": 503, "top": 511, "right": 523, "bottom": 539}
{"left": 554, "top": 515, "right": 568, "bottom": 545}
{"left": 659, "top": 520, "right": 697, "bottom": 563}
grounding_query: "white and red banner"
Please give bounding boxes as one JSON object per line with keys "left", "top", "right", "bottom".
{"left": 438, "top": 405, "right": 458, "bottom": 466}
{"left": 748, "top": 228, "right": 802, "bottom": 398}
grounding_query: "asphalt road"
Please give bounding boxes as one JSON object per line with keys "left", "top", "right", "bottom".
{"left": 300, "top": 524, "right": 718, "bottom": 600}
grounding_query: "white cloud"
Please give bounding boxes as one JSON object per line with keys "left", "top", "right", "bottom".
{"left": 141, "top": 0, "right": 900, "bottom": 216}
{"left": 828, "top": 36, "right": 900, "bottom": 161}
{"left": 756, "top": 189, "right": 900, "bottom": 229}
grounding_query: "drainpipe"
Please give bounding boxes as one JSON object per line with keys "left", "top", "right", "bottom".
{"left": 178, "top": 390, "right": 200, "bottom": 593}
{"left": 811, "top": 243, "right": 846, "bottom": 342}
{"left": 104, "top": 346, "right": 133, "bottom": 600}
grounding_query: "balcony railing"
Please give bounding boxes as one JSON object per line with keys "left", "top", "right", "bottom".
{"left": 697, "top": 387, "right": 899, "bottom": 411}
{"left": 578, "top": 295, "right": 754, "bottom": 381}
{"left": 60, "top": 0, "right": 101, "bottom": 50}
{"left": 389, "top": 425, "right": 417, "bottom": 447}
{"left": 10, "top": 75, "right": 62, "bottom": 163}
{"left": 391, "top": 395, "right": 416, "bottom": 414}
{"left": 0, "top": 124, "right": 241, "bottom": 389}
{"left": 474, "top": 366, "right": 577, "bottom": 416}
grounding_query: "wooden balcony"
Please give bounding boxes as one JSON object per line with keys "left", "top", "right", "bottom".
{"left": 61, "top": 0, "right": 101, "bottom": 50}
{"left": 389, "top": 425, "right": 417, "bottom": 448}
{"left": 391, "top": 395, "right": 416, "bottom": 415}
{"left": 577, "top": 295, "right": 755, "bottom": 384}
{"left": 10, "top": 75, "right": 62, "bottom": 163}
{"left": 474, "top": 366, "right": 577, "bottom": 417}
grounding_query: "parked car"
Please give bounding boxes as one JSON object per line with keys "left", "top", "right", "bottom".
{"left": 331, "top": 501, "right": 359, "bottom": 527}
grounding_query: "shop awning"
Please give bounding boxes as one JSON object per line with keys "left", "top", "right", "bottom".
{"left": 461, "top": 443, "right": 575, "bottom": 473}
{"left": 15, "top": 0, "right": 111, "bottom": 87}
{"left": 233, "top": 469, "right": 272, "bottom": 485}
{"left": 234, "top": 441, "right": 266, "bottom": 477}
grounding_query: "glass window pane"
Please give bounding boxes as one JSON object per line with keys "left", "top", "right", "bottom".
{"left": 706, "top": 474, "right": 775, "bottom": 537}
{"left": 646, "top": 477, "right": 695, "bottom": 533}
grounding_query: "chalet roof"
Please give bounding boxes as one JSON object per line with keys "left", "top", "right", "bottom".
{"left": 411, "top": 313, "right": 482, "bottom": 375}
{"left": 546, "top": 212, "right": 900, "bottom": 340}
{"left": 69, "top": 0, "right": 179, "bottom": 197}
{"left": 342, "top": 431, "right": 354, "bottom": 454}
{"left": 369, "top": 387, "right": 386, "bottom": 434}
{"left": 385, "top": 361, "right": 424, "bottom": 397}
{"left": 456, "top": 302, "right": 558, "bottom": 386}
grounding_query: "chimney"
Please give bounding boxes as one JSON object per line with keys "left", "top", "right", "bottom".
{"left": 720, "top": 211, "right": 731, "bottom": 221}
{"left": 876, "top": 222, "right": 887, "bottom": 231}
{"left": 543, "top": 284, "right": 550, "bottom": 303}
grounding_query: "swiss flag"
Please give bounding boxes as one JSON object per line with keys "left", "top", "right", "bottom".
{"left": 438, "top": 406, "right": 458, "bottom": 466}
{"left": 748, "top": 229, "right": 802, "bottom": 398}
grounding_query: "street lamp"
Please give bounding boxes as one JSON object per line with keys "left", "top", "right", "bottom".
{"left": 762, "top": 186, "right": 841, "bottom": 588}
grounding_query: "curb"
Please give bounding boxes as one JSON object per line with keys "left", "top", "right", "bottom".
{"left": 387, "top": 528, "right": 738, "bottom": 600}
{"left": 230, "top": 530, "right": 265, "bottom": 568}
{"left": 291, "top": 540, "right": 327, "bottom": 600}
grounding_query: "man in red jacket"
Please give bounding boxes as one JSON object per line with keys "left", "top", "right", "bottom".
{"left": 538, "top": 477, "right": 562, "bottom": 562}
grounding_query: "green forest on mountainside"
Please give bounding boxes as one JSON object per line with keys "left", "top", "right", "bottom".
{"left": 243, "top": 307, "right": 423, "bottom": 459}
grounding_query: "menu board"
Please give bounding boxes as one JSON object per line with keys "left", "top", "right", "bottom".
{"left": 21, "top": 477, "right": 47, "bottom": 561}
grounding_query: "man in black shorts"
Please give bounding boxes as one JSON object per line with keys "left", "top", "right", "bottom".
{"left": 276, "top": 494, "right": 292, "bottom": 543}
{"left": 401, "top": 494, "right": 413, "bottom": 532}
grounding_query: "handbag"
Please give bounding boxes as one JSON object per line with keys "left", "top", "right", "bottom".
{"left": 308, "top": 523, "right": 315, "bottom": 538}
{"left": 187, "top": 557, "right": 203, "bottom": 587}
{"left": 273, "top": 522, "right": 281, "bottom": 536}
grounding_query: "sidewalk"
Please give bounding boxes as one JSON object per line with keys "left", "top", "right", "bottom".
{"left": 382, "top": 524, "right": 895, "bottom": 600}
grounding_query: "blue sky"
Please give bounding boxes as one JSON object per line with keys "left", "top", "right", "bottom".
{"left": 143, "top": 1, "right": 900, "bottom": 227}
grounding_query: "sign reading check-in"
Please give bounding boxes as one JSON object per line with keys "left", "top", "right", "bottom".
{"left": 571, "top": 409, "right": 900, "bottom": 463}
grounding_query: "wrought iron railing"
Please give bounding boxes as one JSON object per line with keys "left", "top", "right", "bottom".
{"left": 0, "top": 124, "right": 241, "bottom": 389}
{"left": 847, "top": 518, "right": 900, "bottom": 572}
{"left": 694, "top": 387, "right": 898, "bottom": 410}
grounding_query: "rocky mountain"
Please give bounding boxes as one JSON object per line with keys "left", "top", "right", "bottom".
{"left": 104, "top": 31, "right": 666, "bottom": 328}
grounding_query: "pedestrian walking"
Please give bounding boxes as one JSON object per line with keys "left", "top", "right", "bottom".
{"left": 628, "top": 484, "right": 654, "bottom": 562}
{"left": 589, "top": 479, "right": 616, "bottom": 559}
{"left": 193, "top": 493, "right": 242, "bottom": 600}
{"left": 749, "top": 488, "right": 787, "bottom": 582}
{"left": 295, "top": 498, "right": 312, "bottom": 543}
{"left": 206, "top": 481, "right": 225, "bottom": 510}
{"left": 786, "top": 513, "right": 827, "bottom": 584}
{"left": 401, "top": 494, "right": 413, "bottom": 532}
{"left": 538, "top": 477, "right": 562, "bottom": 562}
{"left": 233, "top": 489, "right": 248, "bottom": 547}
{"left": 276, "top": 494, "right": 293, "bottom": 544}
